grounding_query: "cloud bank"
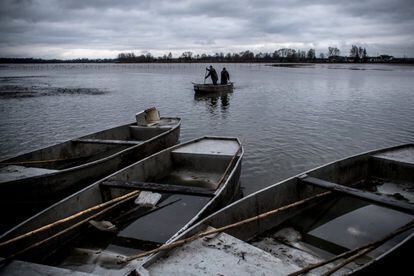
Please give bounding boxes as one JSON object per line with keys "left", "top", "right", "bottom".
{"left": 0, "top": 0, "right": 413, "bottom": 58}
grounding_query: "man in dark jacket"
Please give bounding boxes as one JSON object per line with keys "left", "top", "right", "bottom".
{"left": 221, "top": 67, "right": 230, "bottom": 84}
{"left": 205, "top": 65, "right": 218, "bottom": 85}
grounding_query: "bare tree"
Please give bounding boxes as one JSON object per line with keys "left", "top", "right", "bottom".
{"left": 328, "top": 47, "right": 340, "bottom": 57}
{"left": 350, "top": 45, "right": 359, "bottom": 60}
{"left": 306, "top": 49, "right": 316, "bottom": 60}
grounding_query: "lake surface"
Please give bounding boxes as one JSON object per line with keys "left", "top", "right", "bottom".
{"left": 1, "top": 63, "right": 413, "bottom": 195}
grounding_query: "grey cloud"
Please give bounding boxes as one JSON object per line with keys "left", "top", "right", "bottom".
{"left": 0, "top": 0, "right": 413, "bottom": 58}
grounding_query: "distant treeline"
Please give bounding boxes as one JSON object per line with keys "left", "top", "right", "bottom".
{"left": 0, "top": 57, "right": 114, "bottom": 63}
{"left": 116, "top": 45, "right": 413, "bottom": 64}
{"left": 1, "top": 45, "right": 413, "bottom": 64}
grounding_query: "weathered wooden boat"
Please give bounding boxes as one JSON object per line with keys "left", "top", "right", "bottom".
{"left": 0, "top": 136, "right": 243, "bottom": 275}
{"left": 139, "top": 144, "right": 414, "bottom": 275}
{"left": 193, "top": 82, "right": 234, "bottom": 93}
{"left": 0, "top": 107, "right": 181, "bottom": 233}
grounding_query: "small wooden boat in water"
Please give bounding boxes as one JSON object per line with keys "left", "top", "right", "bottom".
{"left": 0, "top": 136, "right": 243, "bottom": 275}
{"left": 140, "top": 144, "right": 414, "bottom": 275}
{"left": 0, "top": 107, "right": 180, "bottom": 233}
{"left": 193, "top": 82, "right": 234, "bottom": 93}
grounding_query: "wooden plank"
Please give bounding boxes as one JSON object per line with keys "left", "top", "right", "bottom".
{"left": 73, "top": 138, "right": 141, "bottom": 146}
{"left": 299, "top": 175, "right": 414, "bottom": 215}
{"left": 101, "top": 179, "right": 215, "bottom": 197}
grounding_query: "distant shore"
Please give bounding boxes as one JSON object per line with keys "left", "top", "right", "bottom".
{"left": 1, "top": 58, "right": 413, "bottom": 65}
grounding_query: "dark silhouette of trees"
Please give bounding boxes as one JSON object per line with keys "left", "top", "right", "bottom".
{"left": 328, "top": 47, "right": 340, "bottom": 58}
{"left": 307, "top": 49, "right": 316, "bottom": 60}
{"left": 117, "top": 52, "right": 154, "bottom": 62}
{"left": 2, "top": 46, "right": 411, "bottom": 64}
{"left": 349, "top": 45, "right": 368, "bottom": 62}
{"left": 179, "top": 51, "right": 193, "bottom": 61}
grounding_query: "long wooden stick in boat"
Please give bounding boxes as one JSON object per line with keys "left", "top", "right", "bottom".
{"left": 0, "top": 190, "right": 140, "bottom": 249}
{"left": 322, "top": 220, "right": 414, "bottom": 276}
{"left": 0, "top": 191, "right": 139, "bottom": 264}
{"left": 0, "top": 156, "right": 89, "bottom": 166}
{"left": 203, "top": 68, "right": 208, "bottom": 84}
{"left": 215, "top": 147, "right": 241, "bottom": 186}
{"left": 0, "top": 191, "right": 138, "bottom": 264}
{"left": 121, "top": 191, "right": 332, "bottom": 263}
{"left": 289, "top": 219, "right": 414, "bottom": 276}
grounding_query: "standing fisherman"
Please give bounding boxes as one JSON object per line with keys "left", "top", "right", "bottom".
{"left": 205, "top": 65, "right": 218, "bottom": 85}
{"left": 220, "top": 67, "right": 230, "bottom": 84}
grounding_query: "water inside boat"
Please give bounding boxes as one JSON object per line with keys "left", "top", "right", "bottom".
{"left": 40, "top": 192, "right": 211, "bottom": 271}
{"left": 252, "top": 196, "right": 413, "bottom": 265}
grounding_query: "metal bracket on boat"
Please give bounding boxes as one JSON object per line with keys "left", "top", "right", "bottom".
{"left": 298, "top": 174, "right": 308, "bottom": 180}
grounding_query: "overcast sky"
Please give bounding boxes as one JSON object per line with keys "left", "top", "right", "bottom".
{"left": 1, "top": 0, "right": 413, "bottom": 59}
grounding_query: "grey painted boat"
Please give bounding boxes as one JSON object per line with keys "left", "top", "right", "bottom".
{"left": 141, "top": 144, "right": 414, "bottom": 275}
{"left": 193, "top": 82, "right": 234, "bottom": 93}
{"left": 0, "top": 136, "right": 243, "bottom": 275}
{"left": 0, "top": 107, "right": 181, "bottom": 233}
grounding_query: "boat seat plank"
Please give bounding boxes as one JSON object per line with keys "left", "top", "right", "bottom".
{"left": 299, "top": 175, "right": 414, "bottom": 215}
{"left": 372, "top": 146, "right": 414, "bottom": 165}
{"left": 101, "top": 179, "right": 215, "bottom": 197}
{"left": 73, "top": 138, "right": 142, "bottom": 146}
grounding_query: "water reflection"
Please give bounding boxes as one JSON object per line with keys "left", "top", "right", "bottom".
{"left": 193, "top": 92, "right": 231, "bottom": 113}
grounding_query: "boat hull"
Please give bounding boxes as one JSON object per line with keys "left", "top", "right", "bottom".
{"left": 193, "top": 83, "right": 233, "bottom": 93}
{"left": 0, "top": 136, "right": 243, "bottom": 274}
{"left": 0, "top": 113, "right": 181, "bottom": 233}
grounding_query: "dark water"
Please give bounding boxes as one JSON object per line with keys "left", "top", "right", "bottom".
{"left": 1, "top": 63, "right": 414, "bottom": 194}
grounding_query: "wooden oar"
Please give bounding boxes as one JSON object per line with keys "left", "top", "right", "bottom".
{"left": 289, "top": 219, "right": 414, "bottom": 276}
{"left": 203, "top": 68, "right": 208, "bottom": 84}
{"left": 215, "top": 147, "right": 241, "bottom": 186}
{"left": 120, "top": 191, "right": 332, "bottom": 263}
{"left": 321, "top": 220, "right": 414, "bottom": 276}
{"left": 0, "top": 190, "right": 139, "bottom": 249}
{"left": 0, "top": 191, "right": 139, "bottom": 265}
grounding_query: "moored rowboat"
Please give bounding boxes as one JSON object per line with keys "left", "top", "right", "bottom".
{"left": 0, "top": 107, "right": 181, "bottom": 233}
{"left": 0, "top": 136, "right": 243, "bottom": 275}
{"left": 193, "top": 82, "right": 233, "bottom": 93}
{"left": 140, "top": 144, "right": 414, "bottom": 275}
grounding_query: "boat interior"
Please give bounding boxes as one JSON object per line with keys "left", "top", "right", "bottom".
{"left": 0, "top": 138, "right": 241, "bottom": 275}
{"left": 0, "top": 109, "right": 180, "bottom": 182}
{"left": 147, "top": 144, "right": 414, "bottom": 275}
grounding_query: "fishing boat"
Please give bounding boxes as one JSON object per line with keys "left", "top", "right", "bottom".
{"left": 0, "top": 107, "right": 181, "bottom": 233}
{"left": 0, "top": 136, "right": 243, "bottom": 275}
{"left": 139, "top": 144, "right": 414, "bottom": 275}
{"left": 193, "top": 82, "right": 234, "bottom": 93}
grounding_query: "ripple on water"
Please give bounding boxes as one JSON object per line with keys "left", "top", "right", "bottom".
{"left": 1, "top": 63, "right": 414, "bottom": 195}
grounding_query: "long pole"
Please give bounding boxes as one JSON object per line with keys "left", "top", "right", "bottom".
{"left": 0, "top": 190, "right": 139, "bottom": 265}
{"left": 215, "top": 147, "right": 241, "bottom": 186}
{"left": 203, "top": 68, "right": 208, "bottom": 84}
{"left": 0, "top": 190, "right": 139, "bottom": 249}
{"left": 289, "top": 219, "right": 414, "bottom": 276}
{"left": 121, "top": 191, "right": 332, "bottom": 263}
